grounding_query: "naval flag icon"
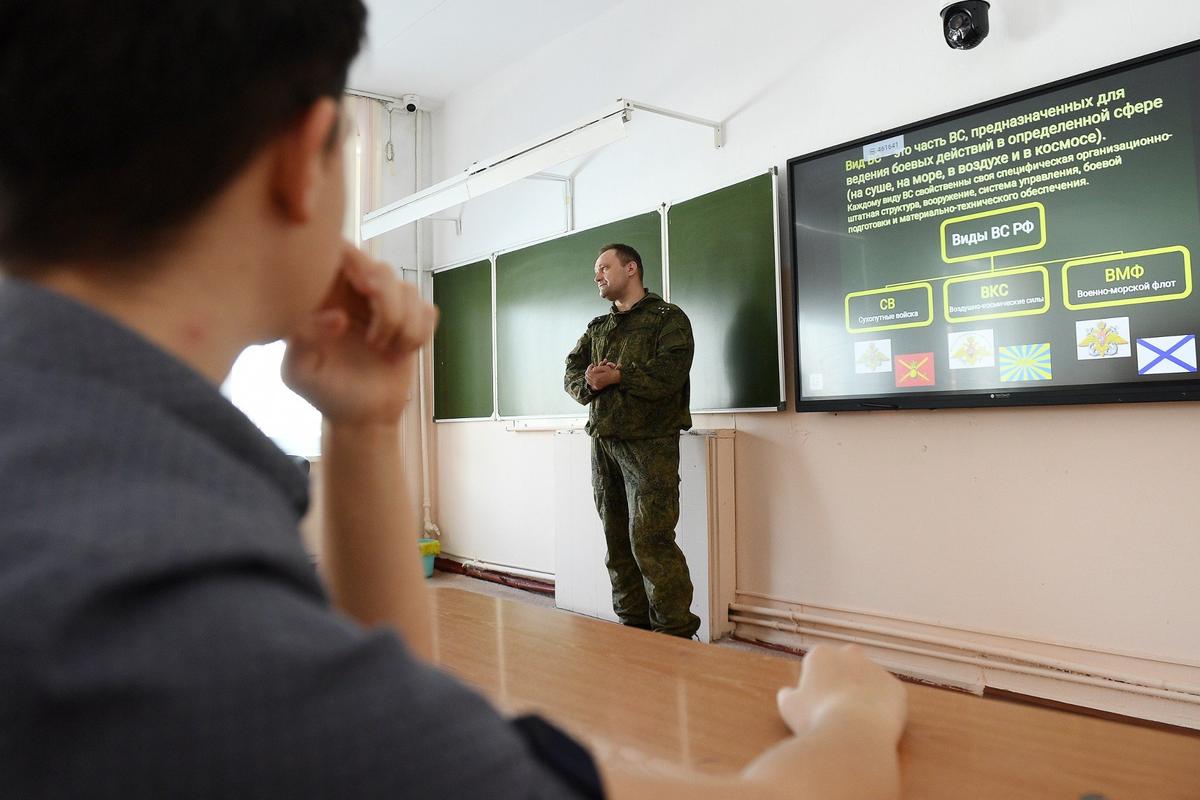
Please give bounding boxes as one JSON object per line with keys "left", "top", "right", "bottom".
{"left": 1136, "top": 335, "right": 1198, "bottom": 375}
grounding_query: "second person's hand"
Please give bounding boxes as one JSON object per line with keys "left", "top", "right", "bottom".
{"left": 776, "top": 644, "right": 907, "bottom": 747}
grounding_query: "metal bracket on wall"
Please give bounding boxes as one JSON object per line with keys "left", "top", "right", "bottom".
{"left": 427, "top": 213, "right": 463, "bottom": 236}
{"left": 623, "top": 99, "right": 725, "bottom": 148}
{"left": 526, "top": 172, "right": 576, "bottom": 232}
{"left": 345, "top": 88, "right": 405, "bottom": 104}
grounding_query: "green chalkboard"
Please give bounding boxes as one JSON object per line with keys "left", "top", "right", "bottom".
{"left": 667, "top": 172, "right": 783, "bottom": 410}
{"left": 432, "top": 259, "right": 493, "bottom": 420}
{"left": 496, "top": 213, "right": 663, "bottom": 417}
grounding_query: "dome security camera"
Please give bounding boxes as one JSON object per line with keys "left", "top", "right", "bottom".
{"left": 400, "top": 93, "right": 422, "bottom": 113}
{"left": 941, "top": 1, "right": 990, "bottom": 50}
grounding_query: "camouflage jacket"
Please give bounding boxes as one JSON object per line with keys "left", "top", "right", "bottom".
{"left": 563, "top": 291, "right": 693, "bottom": 439}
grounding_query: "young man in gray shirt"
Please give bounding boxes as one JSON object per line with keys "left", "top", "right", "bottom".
{"left": 0, "top": 2, "right": 906, "bottom": 798}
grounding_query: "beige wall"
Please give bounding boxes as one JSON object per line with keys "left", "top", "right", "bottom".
{"left": 732, "top": 402, "right": 1199, "bottom": 658}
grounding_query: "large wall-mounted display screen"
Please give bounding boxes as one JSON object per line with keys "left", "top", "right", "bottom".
{"left": 790, "top": 41, "right": 1200, "bottom": 411}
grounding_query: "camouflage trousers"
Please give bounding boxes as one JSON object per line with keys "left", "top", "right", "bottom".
{"left": 591, "top": 435, "right": 700, "bottom": 639}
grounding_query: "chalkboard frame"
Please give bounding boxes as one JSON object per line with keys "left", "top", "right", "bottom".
{"left": 430, "top": 171, "right": 788, "bottom": 423}
{"left": 431, "top": 254, "right": 498, "bottom": 422}
{"left": 663, "top": 168, "right": 786, "bottom": 413}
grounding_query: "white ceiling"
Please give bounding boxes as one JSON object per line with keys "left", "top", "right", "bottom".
{"left": 348, "top": 0, "right": 624, "bottom": 102}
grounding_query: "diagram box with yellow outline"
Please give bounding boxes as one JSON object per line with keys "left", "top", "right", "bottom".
{"left": 941, "top": 202, "right": 1047, "bottom": 263}
{"left": 845, "top": 283, "right": 934, "bottom": 334}
{"left": 943, "top": 265, "right": 1051, "bottom": 324}
{"left": 1062, "top": 246, "right": 1192, "bottom": 311}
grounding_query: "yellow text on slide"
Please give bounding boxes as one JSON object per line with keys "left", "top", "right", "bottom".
{"left": 845, "top": 283, "right": 934, "bottom": 334}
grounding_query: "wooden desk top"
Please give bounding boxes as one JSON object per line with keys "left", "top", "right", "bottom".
{"left": 432, "top": 587, "right": 1200, "bottom": 799}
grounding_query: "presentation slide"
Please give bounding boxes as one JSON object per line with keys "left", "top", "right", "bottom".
{"left": 790, "top": 43, "right": 1200, "bottom": 410}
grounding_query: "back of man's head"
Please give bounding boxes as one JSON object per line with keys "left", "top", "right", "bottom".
{"left": 0, "top": 1, "right": 367, "bottom": 275}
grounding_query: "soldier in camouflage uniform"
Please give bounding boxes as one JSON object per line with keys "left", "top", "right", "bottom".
{"left": 563, "top": 243, "right": 701, "bottom": 639}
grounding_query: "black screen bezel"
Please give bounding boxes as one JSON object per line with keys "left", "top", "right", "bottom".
{"left": 788, "top": 38, "right": 1200, "bottom": 412}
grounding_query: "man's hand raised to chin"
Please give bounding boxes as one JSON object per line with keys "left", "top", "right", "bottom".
{"left": 282, "top": 244, "right": 438, "bottom": 426}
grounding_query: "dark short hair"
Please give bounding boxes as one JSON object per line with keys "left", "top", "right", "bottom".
{"left": 598, "top": 243, "right": 644, "bottom": 280}
{"left": 0, "top": 1, "right": 367, "bottom": 274}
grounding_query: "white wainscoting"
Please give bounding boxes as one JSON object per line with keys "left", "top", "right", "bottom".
{"left": 730, "top": 595, "right": 1200, "bottom": 730}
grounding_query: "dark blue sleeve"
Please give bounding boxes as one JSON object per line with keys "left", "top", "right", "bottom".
{"left": 513, "top": 715, "right": 606, "bottom": 799}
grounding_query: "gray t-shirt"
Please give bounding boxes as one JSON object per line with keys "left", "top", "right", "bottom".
{"left": 0, "top": 279, "right": 600, "bottom": 799}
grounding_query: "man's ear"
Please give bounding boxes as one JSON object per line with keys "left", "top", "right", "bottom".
{"left": 270, "top": 97, "right": 340, "bottom": 224}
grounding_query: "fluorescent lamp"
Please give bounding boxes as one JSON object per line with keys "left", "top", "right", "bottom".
{"left": 361, "top": 174, "right": 471, "bottom": 240}
{"left": 361, "top": 102, "right": 630, "bottom": 241}
{"left": 465, "top": 112, "right": 626, "bottom": 196}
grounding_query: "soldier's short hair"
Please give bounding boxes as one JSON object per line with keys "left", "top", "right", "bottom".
{"left": 599, "top": 243, "right": 644, "bottom": 280}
